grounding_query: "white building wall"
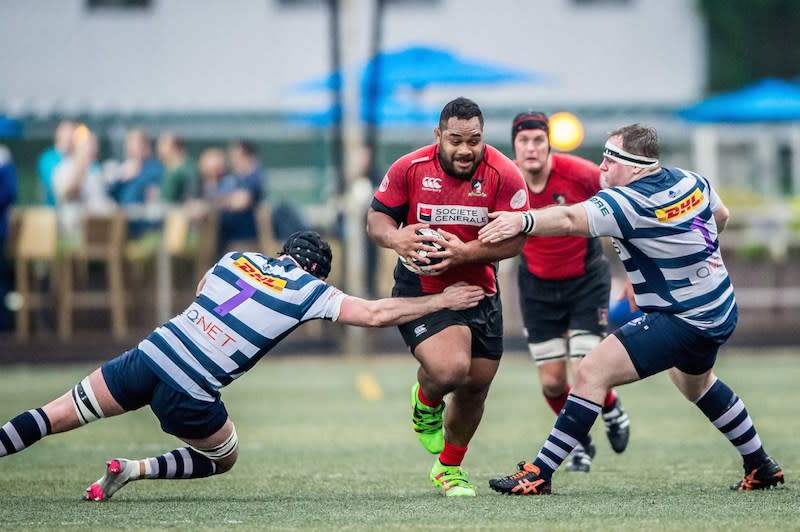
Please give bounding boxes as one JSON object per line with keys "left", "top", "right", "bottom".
{"left": 0, "top": 0, "right": 705, "bottom": 115}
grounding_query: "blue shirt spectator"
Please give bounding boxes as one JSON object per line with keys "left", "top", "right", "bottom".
{"left": 37, "top": 120, "right": 75, "bottom": 206}
{"left": 0, "top": 145, "right": 18, "bottom": 330}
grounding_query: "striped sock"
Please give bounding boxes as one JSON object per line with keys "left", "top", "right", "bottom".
{"left": 533, "top": 394, "right": 601, "bottom": 480}
{"left": 0, "top": 408, "right": 51, "bottom": 457}
{"left": 142, "top": 448, "right": 218, "bottom": 479}
{"left": 694, "top": 378, "right": 769, "bottom": 470}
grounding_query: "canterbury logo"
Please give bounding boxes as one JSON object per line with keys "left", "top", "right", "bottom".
{"left": 421, "top": 177, "right": 442, "bottom": 191}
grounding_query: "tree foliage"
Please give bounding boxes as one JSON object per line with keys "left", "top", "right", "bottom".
{"left": 699, "top": 0, "right": 800, "bottom": 92}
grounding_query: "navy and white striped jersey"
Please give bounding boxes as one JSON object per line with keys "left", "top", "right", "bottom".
{"left": 582, "top": 167, "right": 736, "bottom": 337}
{"left": 138, "top": 252, "right": 347, "bottom": 402}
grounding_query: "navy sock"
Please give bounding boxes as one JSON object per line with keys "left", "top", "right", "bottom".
{"left": 533, "top": 394, "right": 601, "bottom": 479}
{"left": 695, "top": 378, "right": 768, "bottom": 470}
{"left": 144, "top": 447, "right": 218, "bottom": 479}
{"left": 0, "top": 408, "right": 52, "bottom": 457}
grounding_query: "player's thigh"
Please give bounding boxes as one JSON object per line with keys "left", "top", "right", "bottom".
{"left": 566, "top": 267, "right": 611, "bottom": 336}
{"left": 573, "top": 334, "right": 639, "bottom": 403}
{"left": 414, "top": 323, "right": 473, "bottom": 378}
{"left": 149, "top": 381, "right": 229, "bottom": 441}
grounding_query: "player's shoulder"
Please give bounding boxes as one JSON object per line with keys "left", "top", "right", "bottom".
{"left": 391, "top": 144, "right": 437, "bottom": 172}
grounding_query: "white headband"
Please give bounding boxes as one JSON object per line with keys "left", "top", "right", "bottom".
{"left": 603, "top": 141, "right": 659, "bottom": 168}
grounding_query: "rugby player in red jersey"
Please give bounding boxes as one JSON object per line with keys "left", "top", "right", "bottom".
{"left": 367, "top": 97, "right": 530, "bottom": 496}
{"left": 510, "top": 111, "right": 630, "bottom": 472}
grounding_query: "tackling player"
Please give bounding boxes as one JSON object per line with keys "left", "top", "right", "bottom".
{"left": 0, "top": 231, "right": 486, "bottom": 500}
{"left": 510, "top": 111, "right": 630, "bottom": 472}
{"left": 367, "top": 97, "right": 529, "bottom": 496}
{"left": 480, "top": 123, "right": 784, "bottom": 495}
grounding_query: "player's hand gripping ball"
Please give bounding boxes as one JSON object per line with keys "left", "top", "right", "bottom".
{"left": 399, "top": 228, "right": 445, "bottom": 275}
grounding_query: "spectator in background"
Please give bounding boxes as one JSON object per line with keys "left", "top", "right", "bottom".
{"left": 37, "top": 120, "right": 75, "bottom": 207}
{"left": 157, "top": 132, "right": 197, "bottom": 204}
{"left": 108, "top": 129, "right": 163, "bottom": 237}
{"left": 52, "top": 126, "right": 115, "bottom": 246}
{"left": 0, "top": 143, "right": 18, "bottom": 331}
{"left": 214, "top": 140, "right": 264, "bottom": 253}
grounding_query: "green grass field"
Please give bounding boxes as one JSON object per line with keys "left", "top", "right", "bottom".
{"left": 0, "top": 349, "right": 797, "bottom": 531}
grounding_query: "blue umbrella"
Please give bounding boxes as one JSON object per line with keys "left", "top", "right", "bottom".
{"left": 678, "top": 78, "right": 800, "bottom": 123}
{"left": 290, "top": 43, "right": 546, "bottom": 95}
{"left": 286, "top": 94, "right": 439, "bottom": 128}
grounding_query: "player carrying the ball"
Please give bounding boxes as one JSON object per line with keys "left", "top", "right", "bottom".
{"left": 0, "top": 231, "right": 486, "bottom": 500}
{"left": 367, "top": 97, "right": 530, "bottom": 496}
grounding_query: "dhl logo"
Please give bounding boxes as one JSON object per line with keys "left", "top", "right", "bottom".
{"left": 655, "top": 189, "right": 704, "bottom": 222}
{"left": 233, "top": 257, "right": 286, "bottom": 292}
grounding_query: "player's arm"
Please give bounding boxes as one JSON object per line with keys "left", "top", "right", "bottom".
{"left": 336, "top": 282, "right": 485, "bottom": 327}
{"left": 713, "top": 203, "right": 730, "bottom": 233}
{"left": 478, "top": 204, "right": 590, "bottom": 244}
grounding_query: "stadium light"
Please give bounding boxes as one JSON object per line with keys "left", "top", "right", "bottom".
{"left": 549, "top": 111, "right": 584, "bottom": 152}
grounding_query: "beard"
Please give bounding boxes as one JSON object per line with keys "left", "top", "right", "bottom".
{"left": 438, "top": 147, "right": 484, "bottom": 181}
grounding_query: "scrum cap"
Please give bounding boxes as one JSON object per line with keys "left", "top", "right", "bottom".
{"left": 281, "top": 230, "right": 332, "bottom": 279}
{"left": 511, "top": 111, "right": 549, "bottom": 144}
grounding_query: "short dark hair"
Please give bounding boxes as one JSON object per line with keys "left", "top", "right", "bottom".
{"left": 439, "top": 97, "right": 484, "bottom": 130}
{"left": 231, "top": 139, "right": 259, "bottom": 158}
{"left": 609, "top": 124, "right": 660, "bottom": 159}
{"left": 280, "top": 230, "right": 332, "bottom": 280}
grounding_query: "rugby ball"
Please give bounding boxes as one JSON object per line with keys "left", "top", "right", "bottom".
{"left": 398, "top": 228, "right": 444, "bottom": 275}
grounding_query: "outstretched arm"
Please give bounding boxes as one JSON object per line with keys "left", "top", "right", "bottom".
{"left": 478, "top": 204, "right": 591, "bottom": 243}
{"left": 336, "top": 283, "right": 485, "bottom": 327}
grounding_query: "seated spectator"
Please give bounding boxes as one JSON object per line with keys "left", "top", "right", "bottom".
{"left": 107, "top": 129, "right": 163, "bottom": 238}
{"left": 0, "top": 143, "right": 18, "bottom": 331}
{"left": 37, "top": 120, "right": 75, "bottom": 207}
{"left": 52, "top": 126, "right": 115, "bottom": 246}
{"left": 157, "top": 132, "right": 197, "bottom": 205}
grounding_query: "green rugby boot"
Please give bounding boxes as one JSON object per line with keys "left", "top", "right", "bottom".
{"left": 411, "top": 383, "right": 444, "bottom": 454}
{"left": 430, "top": 459, "right": 476, "bottom": 497}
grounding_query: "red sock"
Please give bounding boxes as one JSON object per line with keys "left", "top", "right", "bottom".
{"left": 438, "top": 440, "right": 468, "bottom": 466}
{"left": 417, "top": 385, "right": 442, "bottom": 408}
{"left": 544, "top": 385, "right": 571, "bottom": 415}
{"left": 603, "top": 388, "right": 618, "bottom": 410}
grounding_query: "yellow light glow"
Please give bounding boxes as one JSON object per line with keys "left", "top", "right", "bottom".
{"left": 549, "top": 112, "right": 584, "bottom": 152}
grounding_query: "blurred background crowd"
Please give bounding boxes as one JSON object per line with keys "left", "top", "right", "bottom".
{"left": 1, "top": 0, "right": 799, "bottom": 355}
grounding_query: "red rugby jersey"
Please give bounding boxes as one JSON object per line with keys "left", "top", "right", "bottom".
{"left": 522, "top": 153, "right": 602, "bottom": 280}
{"left": 372, "top": 143, "right": 529, "bottom": 294}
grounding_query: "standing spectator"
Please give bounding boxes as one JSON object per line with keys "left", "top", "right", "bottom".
{"left": 157, "top": 132, "right": 197, "bottom": 204}
{"left": 214, "top": 140, "right": 264, "bottom": 253}
{"left": 37, "top": 120, "right": 75, "bottom": 206}
{"left": 367, "top": 97, "right": 529, "bottom": 496}
{"left": 108, "top": 129, "right": 163, "bottom": 237}
{"left": 0, "top": 143, "right": 18, "bottom": 330}
{"left": 509, "top": 111, "right": 630, "bottom": 472}
{"left": 481, "top": 123, "right": 784, "bottom": 495}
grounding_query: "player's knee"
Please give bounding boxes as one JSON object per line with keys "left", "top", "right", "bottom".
{"left": 540, "top": 377, "right": 567, "bottom": 398}
{"left": 428, "top": 357, "right": 471, "bottom": 390}
{"left": 70, "top": 376, "right": 106, "bottom": 426}
{"left": 192, "top": 425, "right": 239, "bottom": 474}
